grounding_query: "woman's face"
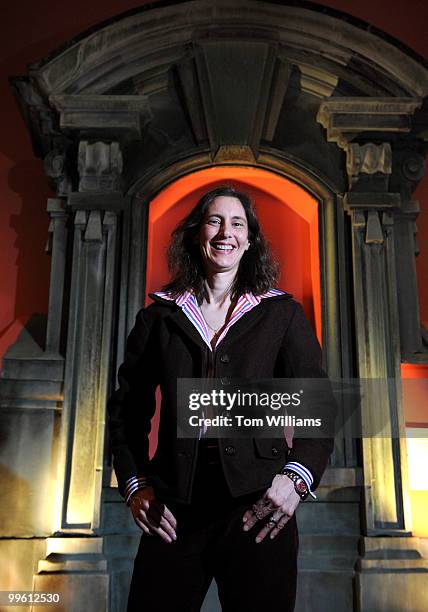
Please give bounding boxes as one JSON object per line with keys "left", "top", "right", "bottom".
{"left": 198, "top": 196, "right": 250, "bottom": 275}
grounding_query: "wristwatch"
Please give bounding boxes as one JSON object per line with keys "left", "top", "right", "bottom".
{"left": 279, "top": 468, "right": 310, "bottom": 501}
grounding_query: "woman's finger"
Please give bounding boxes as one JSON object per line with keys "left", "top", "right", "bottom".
{"left": 253, "top": 514, "right": 280, "bottom": 543}
{"left": 146, "top": 501, "right": 177, "bottom": 531}
{"left": 162, "top": 505, "right": 178, "bottom": 530}
{"left": 134, "top": 515, "right": 151, "bottom": 534}
{"left": 253, "top": 510, "right": 290, "bottom": 543}
{"left": 137, "top": 503, "right": 177, "bottom": 541}
{"left": 149, "top": 524, "right": 174, "bottom": 543}
{"left": 153, "top": 515, "right": 177, "bottom": 540}
{"left": 136, "top": 512, "right": 173, "bottom": 542}
{"left": 242, "top": 509, "right": 253, "bottom": 523}
{"left": 243, "top": 497, "right": 274, "bottom": 530}
{"left": 269, "top": 513, "right": 292, "bottom": 540}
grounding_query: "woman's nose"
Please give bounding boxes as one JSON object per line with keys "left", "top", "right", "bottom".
{"left": 218, "top": 222, "right": 232, "bottom": 238}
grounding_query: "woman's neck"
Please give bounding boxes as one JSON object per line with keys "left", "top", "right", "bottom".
{"left": 203, "top": 271, "right": 236, "bottom": 305}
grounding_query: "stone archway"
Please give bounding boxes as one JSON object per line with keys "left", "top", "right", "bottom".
{"left": 3, "top": 1, "right": 428, "bottom": 610}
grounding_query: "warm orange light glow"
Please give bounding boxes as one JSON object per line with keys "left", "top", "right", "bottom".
{"left": 401, "top": 364, "right": 428, "bottom": 537}
{"left": 146, "top": 166, "right": 321, "bottom": 336}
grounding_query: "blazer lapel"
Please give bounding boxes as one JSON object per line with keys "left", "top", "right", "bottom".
{"left": 219, "top": 304, "right": 266, "bottom": 350}
{"left": 167, "top": 308, "right": 209, "bottom": 351}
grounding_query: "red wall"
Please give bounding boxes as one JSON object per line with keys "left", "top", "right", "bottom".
{"left": 1, "top": 0, "right": 427, "bottom": 361}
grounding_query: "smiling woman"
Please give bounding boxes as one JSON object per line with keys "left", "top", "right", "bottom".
{"left": 107, "top": 184, "right": 336, "bottom": 612}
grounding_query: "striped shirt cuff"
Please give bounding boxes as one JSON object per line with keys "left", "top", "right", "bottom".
{"left": 124, "top": 476, "right": 149, "bottom": 505}
{"left": 284, "top": 461, "right": 317, "bottom": 499}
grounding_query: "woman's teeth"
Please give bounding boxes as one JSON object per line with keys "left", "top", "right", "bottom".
{"left": 212, "top": 244, "right": 234, "bottom": 251}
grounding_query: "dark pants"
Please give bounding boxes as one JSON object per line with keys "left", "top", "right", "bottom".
{"left": 127, "top": 446, "right": 298, "bottom": 612}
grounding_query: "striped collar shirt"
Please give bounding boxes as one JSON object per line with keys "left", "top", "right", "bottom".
{"left": 153, "top": 288, "right": 286, "bottom": 350}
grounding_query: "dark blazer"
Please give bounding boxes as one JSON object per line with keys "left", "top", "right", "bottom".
{"left": 107, "top": 292, "right": 336, "bottom": 504}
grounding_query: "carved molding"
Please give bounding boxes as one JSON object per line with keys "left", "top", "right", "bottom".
{"left": 24, "top": 2, "right": 428, "bottom": 99}
{"left": 77, "top": 141, "right": 123, "bottom": 193}
{"left": 317, "top": 97, "right": 422, "bottom": 149}
{"left": 347, "top": 143, "right": 392, "bottom": 178}
{"left": 213, "top": 145, "right": 256, "bottom": 163}
{"left": 49, "top": 95, "right": 152, "bottom": 141}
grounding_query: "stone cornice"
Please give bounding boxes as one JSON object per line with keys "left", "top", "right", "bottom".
{"left": 316, "top": 98, "right": 422, "bottom": 150}
{"left": 49, "top": 95, "right": 152, "bottom": 140}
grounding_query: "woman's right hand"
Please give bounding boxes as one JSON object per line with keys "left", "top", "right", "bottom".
{"left": 129, "top": 487, "right": 177, "bottom": 543}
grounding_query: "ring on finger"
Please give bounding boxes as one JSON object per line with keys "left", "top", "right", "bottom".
{"left": 276, "top": 516, "right": 290, "bottom": 530}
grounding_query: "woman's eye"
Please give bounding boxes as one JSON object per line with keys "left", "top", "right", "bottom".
{"left": 208, "top": 218, "right": 221, "bottom": 225}
{"left": 233, "top": 222, "right": 244, "bottom": 227}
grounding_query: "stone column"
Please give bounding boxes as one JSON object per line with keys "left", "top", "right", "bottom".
{"left": 34, "top": 142, "right": 123, "bottom": 611}
{"left": 44, "top": 95, "right": 151, "bottom": 533}
{"left": 32, "top": 96, "right": 151, "bottom": 610}
{"left": 54, "top": 140, "right": 123, "bottom": 532}
{"left": 318, "top": 98, "right": 428, "bottom": 611}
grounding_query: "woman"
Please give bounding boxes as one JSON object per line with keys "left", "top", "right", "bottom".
{"left": 107, "top": 185, "right": 335, "bottom": 612}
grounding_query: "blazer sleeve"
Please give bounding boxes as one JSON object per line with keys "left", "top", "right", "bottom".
{"left": 277, "top": 302, "right": 337, "bottom": 490}
{"left": 107, "top": 307, "right": 160, "bottom": 498}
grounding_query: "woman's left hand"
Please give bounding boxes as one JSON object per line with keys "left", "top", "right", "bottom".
{"left": 242, "top": 474, "right": 301, "bottom": 542}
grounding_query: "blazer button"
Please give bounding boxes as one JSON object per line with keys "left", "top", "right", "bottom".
{"left": 271, "top": 446, "right": 279, "bottom": 456}
{"left": 221, "top": 377, "right": 230, "bottom": 385}
{"left": 225, "top": 445, "right": 236, "bottom": 456}
{"left": 220, "top": 354, "right": 230, "bottom": 364}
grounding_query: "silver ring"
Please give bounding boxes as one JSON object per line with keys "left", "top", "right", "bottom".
{"left": 268, "top": 518, "right": 278, "bottom": 525}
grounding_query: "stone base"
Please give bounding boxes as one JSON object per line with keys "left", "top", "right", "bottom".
{"left": 0, "top": 538, "right": 46, "bottom": 593}
{"left": 356, "top": 537, "right": 428, "bottom": 612}
{"left": 33, "top": 573, "right": 108, "bottom": 612}
{"left": 356, "top": 571, "right": 428, "bottom": 612}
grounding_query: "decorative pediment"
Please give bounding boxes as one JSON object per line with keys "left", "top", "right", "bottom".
{"left": 10, "top": 0, "right": 428, "bottom": 177}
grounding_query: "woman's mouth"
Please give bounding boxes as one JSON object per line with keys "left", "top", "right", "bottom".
{"left": 211, "top": 243, "right": 235, "bottom": 252}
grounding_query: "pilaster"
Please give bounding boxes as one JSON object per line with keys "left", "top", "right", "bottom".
{"left": 35, "top": 96, "right": 153, "bottom": 609}
{"left": 55, "top": 139, "right": 123, "bottom": 533}
{"left": 318, "top": 97, "right": 428, "bottom": 610}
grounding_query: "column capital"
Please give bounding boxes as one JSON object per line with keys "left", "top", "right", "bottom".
{"left": 78, "top": 140, "right": 123, "bottom": 193}
{"left": 67, "top": 140, "right": 126, "bottom": 210}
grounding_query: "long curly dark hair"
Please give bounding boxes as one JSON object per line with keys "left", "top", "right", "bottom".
{"left": 162, "top": 185, "right": 279, "bottom": 302}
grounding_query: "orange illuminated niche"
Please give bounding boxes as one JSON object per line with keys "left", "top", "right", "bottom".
{"left": 146, "top": 166, "right": 321, "bottom": 337}
{"left": 144, "top": 166, "right": 321, "bottom": 457}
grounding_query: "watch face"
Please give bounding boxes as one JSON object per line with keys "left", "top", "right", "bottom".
{"left": 296, "top": 480, "right": 307, "bottom": 494}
